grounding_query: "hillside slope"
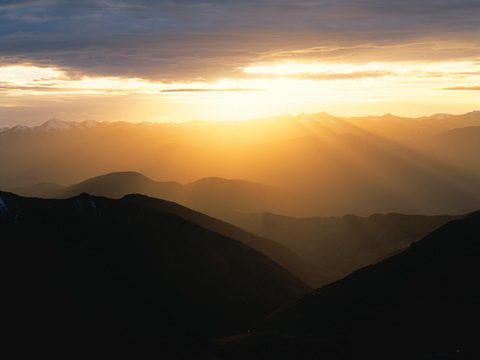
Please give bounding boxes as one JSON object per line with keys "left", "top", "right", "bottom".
{"left": 122, "top": 194, "right": 336, "bottom": 288}
{"left": 215, "top": 211, "right": 480, "bottom": 359}
{"left": 0, "top": 191, "right": 310, "bottom": 355}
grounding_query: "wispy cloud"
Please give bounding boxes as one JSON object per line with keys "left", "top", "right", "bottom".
{"left": 442, "top": 86, "right": 480, "bottom": 90}
{"left": 161, "top": 88, "right": 262, "bottom": 92}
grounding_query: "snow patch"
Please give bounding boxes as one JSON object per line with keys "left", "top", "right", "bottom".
{"left": 11, "top": 125, "right": 31, "bottom": 133}
{"left": 81, "top": 120, "right": 98, "bottom": 128}
{"left": 38, "top": 119, "right": 78, "bottom": 132}
{"left": 0, "top": 197, "right": 7, "bottom": 213}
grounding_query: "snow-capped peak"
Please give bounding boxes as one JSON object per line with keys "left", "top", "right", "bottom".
{"left": 81, "top": 119, "right": 99, "bottom": 128}
{"left": 37, "top": 118, "right": 78, "bottom": 132}
{"left": 10, "top": 125, "right": 32, "bottom": 133}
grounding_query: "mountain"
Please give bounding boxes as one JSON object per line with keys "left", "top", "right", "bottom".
{"left": 56, "top": 171, "right": 183, "bottom": 200}
{"left": 2, "top": 111, "right": 480, "bottom": 216}
{"left": 226, "top": 211, "right": 460, "bottom": 277}
{"left": 213, "top": 210, "right": 480, "bottom": 359}
{"left": 13, "top": 171, "right": 291, "bottom": 220}
{"left": 11, "top": 174, "right": 332, "bottom": 287}
{"left": 0, "top": 191, "right": 310, "bottom": 355}
{"left": 122, "top": 194, "right": 335, "bottom": 288}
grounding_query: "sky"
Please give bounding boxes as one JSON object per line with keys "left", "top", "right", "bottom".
{"left": 1, "top": 0, "right": 479, "bottom": 126}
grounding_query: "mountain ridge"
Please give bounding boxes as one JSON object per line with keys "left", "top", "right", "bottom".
{"left": 0, "top": 190, "right": 311, "bottom": 354}
{"left": 212, "top": 210, "right": 480, "bottom": 359}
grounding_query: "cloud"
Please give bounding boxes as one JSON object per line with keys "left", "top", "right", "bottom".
{"left": 161, "top": 88, "right": 262, "bottom": 92}
{"left": 0, "top": 1, "right": 479, "bottom": 83}
{"left": 442, "top": 86, "right": 480, "bottom": 90}
{"left": 290, "top": 71, "right": 396, "bottom": 81}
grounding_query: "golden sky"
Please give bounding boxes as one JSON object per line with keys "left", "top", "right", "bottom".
{"left": 1, "top": 1, "right": 479, "bottom": 125}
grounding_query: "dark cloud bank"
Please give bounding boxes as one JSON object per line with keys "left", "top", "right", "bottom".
{"left": 1, "top": 0, "right": 479, "bottom": 82}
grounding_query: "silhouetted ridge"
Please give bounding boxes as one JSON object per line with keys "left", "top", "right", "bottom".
{"left": 122, "top": 193, "right": 335, "bottom": 287}
{"left": 0, "top": 191, "right": 310, "bottom": 355}
{"left": 215, "top": 210, "right": 480, "bottom": 359}
{"left": 59, "top": 171, "right": 182, "bottom": 199}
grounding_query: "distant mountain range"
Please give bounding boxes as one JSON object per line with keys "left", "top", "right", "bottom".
{"left": 2, "top": 111, "right": 480, "bottom": 216}
{"left": 0, "top": 191, "right": 310, "bottom": 355}
{"left": 2, "top": 111, "right": 480, "bottom": 143}
{"left": 213, "top": 210, "right": 480, "bottom": 359}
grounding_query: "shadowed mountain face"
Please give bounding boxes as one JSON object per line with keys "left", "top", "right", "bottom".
{"left": 226, "top": 211, "right": 460, "bottom": 277}
{"left": 214, "top": 211, "right": 480, "bottom": 360}
{"left": 121, "top": 194, "right": 336, "bottom": 288}
{"left": 0, "top": 191, "right": 310, "bottom": 354}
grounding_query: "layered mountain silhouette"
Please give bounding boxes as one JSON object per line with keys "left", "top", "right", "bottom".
{"left": 12, "top": 171, "right": 467, "bottom": 281}
{"left": 213, "top": 210, "right": 480, "bottom": 360}
{"left": 122, "top": 194, "right": 335, "bottom": 288}
{"left": 227, "top": 211, "right": 460, "bottom": 276}
{"left": 3, "top": 111, "right": 480, "bottom": 359}
{"left": 2, "top": 111, "right": 480, "bottom": 216}
{"left": 10, "top": 175, "right": 334, "bottom": 287}
{"left": 0, "top": 191, "right": 310, "bottom": 355}
{"left": 10, "top": 171, "right": 290, "bottom": 220}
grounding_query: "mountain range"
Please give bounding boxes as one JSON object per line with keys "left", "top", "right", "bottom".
{"left": 3, "top": 188, "right": 478, "bottom": 359}
{"left": 212, "top": 210, "right": 480, "bottom": 359}
{"left": 2, "top": 111, "right": 480, "bottom": 216}
{"left": 0, "top": 190, "right": 310, "bottom": 356}
{"left": 2, "top": 179, "right": 479, "bottom": 358}
{"left": 2, "top": 111, "right": 480, "bottom": 358}
{"left": 9, "top": 171, "right": 290, "bottom": 230}
{"left": 10, "top": 170, "right": 464, "bottom": 282}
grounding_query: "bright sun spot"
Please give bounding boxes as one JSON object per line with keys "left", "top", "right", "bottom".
{"left": 1, "top": 61, "right": 479, "bottom": 122}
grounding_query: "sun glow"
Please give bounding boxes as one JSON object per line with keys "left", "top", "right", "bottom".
{"left": 1, "top": 61, "right": 479, "bottom": 124}
{"left": 243, "top": 61, "right": 480, "bottom": 77}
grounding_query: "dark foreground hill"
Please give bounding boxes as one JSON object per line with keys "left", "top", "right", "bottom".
{"left": 212, "top": 210, "right": 480, "bottom": 359}
{"left": 0, "top": 191, "right": 310, "bottom": 356}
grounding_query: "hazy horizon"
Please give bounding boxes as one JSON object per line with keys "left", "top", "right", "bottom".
{"left": 1, "top": 1, "right": 479, "bottom": 126}
{"left": 2, "top": 109, "right": 480, "bottom": 128}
